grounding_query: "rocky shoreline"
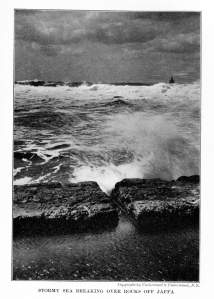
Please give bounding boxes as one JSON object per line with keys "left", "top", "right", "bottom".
{"left": 111, "top": 175, "right": 199, "bottom": 230}
{"left": 13, "top": 176, "right": 200, "bottom": 235}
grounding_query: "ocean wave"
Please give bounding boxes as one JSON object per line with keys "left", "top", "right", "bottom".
{"left": 14, "top": 82, "right": 200, "bottom": 193}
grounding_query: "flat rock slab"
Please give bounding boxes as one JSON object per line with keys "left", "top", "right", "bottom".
{"left": 13, "top": 181, "right": 118, "bottom": 235}
{"left": 13, "top": 176, "right": 200, "bottom": 234}
{"left": 111, "top": 175, "right": 200, "bottom": 230}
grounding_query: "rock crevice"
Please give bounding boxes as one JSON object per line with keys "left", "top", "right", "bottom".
{"left": 111, "top": 175, "right": 199, "bottom": 230}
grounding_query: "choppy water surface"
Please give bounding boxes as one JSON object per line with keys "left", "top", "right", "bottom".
{"left": 13, "top": 215, "right": 199, "bottom": 281}
{"left": 14, "top": 82, "right": 200, "bottom": 194}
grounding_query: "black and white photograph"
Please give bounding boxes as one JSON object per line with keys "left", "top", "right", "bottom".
{"left": 12, "top": 9, "right": 201, "bottom": 283}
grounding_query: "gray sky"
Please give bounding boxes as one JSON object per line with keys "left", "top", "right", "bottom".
{"left": 15, "top": 10, "right": 200, "bottom": 83}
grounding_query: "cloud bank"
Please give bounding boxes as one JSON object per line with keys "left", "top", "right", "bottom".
{"left": 15, "top": 10, "right": 200, "bottom": 83}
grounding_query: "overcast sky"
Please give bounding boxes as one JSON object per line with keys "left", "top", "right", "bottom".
{"left": 15, "top": 10, "right": 200, "bottom": 83}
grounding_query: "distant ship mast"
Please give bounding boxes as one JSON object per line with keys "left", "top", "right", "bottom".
{"left": 169, "top": 76, "right": 175, "bottom": 84}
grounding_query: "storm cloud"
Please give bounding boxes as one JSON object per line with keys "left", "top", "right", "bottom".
{"left": 15, "top": 10, "right": 200, "bottom": 83}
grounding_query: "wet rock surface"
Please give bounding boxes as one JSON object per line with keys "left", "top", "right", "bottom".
{"left": 13, "top": 182, "right": 118, "bottom": 235}
{"left": 13, "top": 176, "right": 200, "bottom": 234}
{"left": 111, "top": 175, "right": 200, "bottom": 230}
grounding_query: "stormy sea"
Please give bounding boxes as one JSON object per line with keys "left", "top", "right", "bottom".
{"left": 13, "top": 81, "right": 200, "bottom": 281}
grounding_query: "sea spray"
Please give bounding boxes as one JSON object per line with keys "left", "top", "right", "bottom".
{"left": 14, "top": 82, "right": 200, "bottom": 193}
{"left": 70, "top": 113, "right": 199, "bottom": 194}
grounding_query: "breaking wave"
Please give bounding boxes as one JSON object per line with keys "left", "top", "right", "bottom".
{"left": 14, "top": 82, "right": 200, "bottom": 194}
{"left": 71, "top": 113, "right": 199, "bottom": 194}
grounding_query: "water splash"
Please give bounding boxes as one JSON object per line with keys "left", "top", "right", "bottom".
{"left": 71, "top": 113, "right": 199, "bottom": 194}
{"left": 14, "top": 82, "right": 200, "bottom": 193}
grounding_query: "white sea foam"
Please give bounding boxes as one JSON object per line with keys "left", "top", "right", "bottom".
{"left": 70, "top": 113, "right": 199, "bottom": 194}
{"left": 13, "top": 167, "right": 25, "bottom": 176}
{"left": 14, "top": 82, "right": 200, "bottom": 193}
{"left": 14, "top": 82, "right": 200, "bottom": 104}
{"left": 71, "top": 161, "right": 144, "bottom": 195}
{"left": 14, "top": 177, "right": 32, "bottom": 185}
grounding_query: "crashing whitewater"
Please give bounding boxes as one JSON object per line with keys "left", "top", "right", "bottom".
{"left": 14, "top": 82, "right": 200, "bottom": 194}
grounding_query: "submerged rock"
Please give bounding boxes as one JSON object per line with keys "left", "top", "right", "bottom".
{"left": 111, "top": 176, "right": 199, "bottom": 230}
{"left": 13, "top": 181, "right": 118, "bottom": 235}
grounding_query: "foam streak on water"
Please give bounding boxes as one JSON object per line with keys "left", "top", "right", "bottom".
{"left": 14, "top": 82, "right": 200, "bottom": 194}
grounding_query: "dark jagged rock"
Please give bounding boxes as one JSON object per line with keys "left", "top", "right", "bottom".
{"left": 111, "top": 175, "right": 200, "bottom": 230}
{"left": 15, "top": 80, "right": 45, "bottom": 86}
{"left": 13, "top": 182, "right": 118, "bottom": 235}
